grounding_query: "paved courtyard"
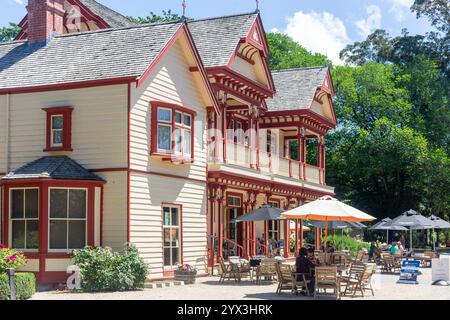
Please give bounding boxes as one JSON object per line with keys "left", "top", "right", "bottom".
{"left": 32, "top": 268, "right": 450, "bottom": 300}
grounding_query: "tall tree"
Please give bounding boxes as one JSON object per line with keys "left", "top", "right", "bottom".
{"left": 128, "top": 10, "right": 184, "bottom": 24}
{"left": 266, "top": 32, "right": 331, "bottom": 70}
{"left": 411, "top": 0, "right": 450, "bottom": 34}
{"left": 0, "top": 23, "right": 20, "bottom": 43}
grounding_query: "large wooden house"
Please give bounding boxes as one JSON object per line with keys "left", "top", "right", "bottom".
{"left": 0, "top": 0, "right": 336, "bottom": 283}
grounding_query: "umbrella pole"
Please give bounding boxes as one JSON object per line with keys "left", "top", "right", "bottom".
{"left": 410, "top": 228, "right": 413, "bottom": 252}
{"left": 386, "top": 230, "right": 389, "bottom": 244}
{"left": 324, "top": 220, "right": 328, "bottom": 264}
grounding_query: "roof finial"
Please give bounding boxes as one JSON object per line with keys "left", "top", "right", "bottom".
{"left": 255, "top": 0, "right": 260, "bottom": 13}
{"left": 181, "top": 0, "right": 187, "bottom": 20}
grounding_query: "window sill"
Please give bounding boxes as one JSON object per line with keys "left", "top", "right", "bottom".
{"left": 43, "top": 147, "right": 73, "bottom": 153}
{"left": 151, "top": 153, "right": 194, "bottom": 164}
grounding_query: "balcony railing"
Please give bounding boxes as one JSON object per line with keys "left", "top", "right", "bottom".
{"left": 209, "top": 141, "right": 325, "bottom": 185}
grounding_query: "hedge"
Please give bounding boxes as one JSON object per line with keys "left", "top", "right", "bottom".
{"left": 0, "top": 272, "right": 36, "bottom": 300}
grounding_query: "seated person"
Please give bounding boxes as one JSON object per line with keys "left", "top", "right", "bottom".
{"left": 390, "top": 241, "right": 399, "bottom": 255}
{"left": 295, "top": 247, "right": 316, "bottom": 295}
{"left": 397, "top": 241, "right": 405, "bottom": 251}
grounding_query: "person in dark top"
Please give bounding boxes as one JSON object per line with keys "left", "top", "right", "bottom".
{"left": 295, "top": 247, "right": 316, "bottom": 295}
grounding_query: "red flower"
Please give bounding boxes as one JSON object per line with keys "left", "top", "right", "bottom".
{"left": 0, "top": 244, "right": 5, "bottom": 249}
{"left": 7, "top": 255, "right": 16, "bottom": 262}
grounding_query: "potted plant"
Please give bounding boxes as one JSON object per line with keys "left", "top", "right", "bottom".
{"left": 174, "top": 264, "right": 197, "bottom": 284}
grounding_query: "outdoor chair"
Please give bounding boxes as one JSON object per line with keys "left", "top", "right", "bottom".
{"left": 218, "top": 257, "right": 240, "bottom": 283}
{"left": 255, "top": 259, "right": 277, "bottom": 284}
{"left": 340, "top": 263, "right": 375, "bottom": 298}
{"left": 381, "top": 255, "right": 400, "bottom": 273}
{"left": 231, "top": 259, "right": 252, "bottom": 282}
{"left": 331, "top": 253, "right": 347, "bottom": 266}
{"left": 314, "top": 266, "right": 340, "bottom": 300}
{"left": 274, "top": 263, "right": 308, "bottom": 295}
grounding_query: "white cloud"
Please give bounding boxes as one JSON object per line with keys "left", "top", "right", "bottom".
{"left": 282, "top": 11, "right": 351, "bottom": 65}
{"left": 355, "top": 5, "right": 382, "bottom": 37}
{"left": 12, "top": 0, "right": 24, "bottom": 5}
{"left": 388, "top": 0, "right": 414, "bottom": 22}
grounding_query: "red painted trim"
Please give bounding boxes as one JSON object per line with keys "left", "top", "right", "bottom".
{"left": 0, "top": 77, "right": 136, "bottom": 95}
{"left": 127, "top": 82, "right": 131, "bottom": 243}
{"left": 42, "top": 107, "right": 73, "bottom": 152}
{"left": 262, "top": 109, "right": 336, "bottom": 129}
{"left": 236, "top": 52, "right": 255, "bottom": 65}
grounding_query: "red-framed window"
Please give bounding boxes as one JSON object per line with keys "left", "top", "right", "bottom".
{"left": 43, "top": 107, "right": 73, "bottom": 152}
{"left": 150, "top": 102, "right": 196, "bottom": 161}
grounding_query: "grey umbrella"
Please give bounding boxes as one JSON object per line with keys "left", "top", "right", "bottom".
{"left": 429, "top": 215, "right": 450, "bottom": 251}
{"left": 384, "top": 209, "right": 435, "bottom": 251}
{"left": 370, "top": 218, "right": 407, "bottom": 243}
{"left": 232, "top": 205, "right": 285, "bottom": 222}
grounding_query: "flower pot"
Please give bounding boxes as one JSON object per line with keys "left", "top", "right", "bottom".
{"left": 174, "top": 270, "right": 197, "bottom": 284}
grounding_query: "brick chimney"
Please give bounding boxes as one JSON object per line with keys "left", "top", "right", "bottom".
{"left": 27, "top": 0, "right": 66, "bottom": 42}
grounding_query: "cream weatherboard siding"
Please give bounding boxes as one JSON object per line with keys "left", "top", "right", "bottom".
{"left": 129, "top": 36, "right": 211, "bottom": 278}
{"left": 0, "top": 95, "right": 7, "bottom": 174}
{"left": 4, "top": 84, "right": 128, "bottom": 171}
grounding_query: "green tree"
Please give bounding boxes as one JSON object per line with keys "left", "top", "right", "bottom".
{"left": 0, "top": 23, "right": 20, "bottom": 43}
{"left": 412, "top": 0, "right": 450, "bottom": 34}
{"left": 266, "top": 32, "right": 331, "bottom": 70}
{"left": 128, "top": 10, "right": 184, "bottom": 24}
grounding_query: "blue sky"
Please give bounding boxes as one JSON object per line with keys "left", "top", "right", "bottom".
{"left": 2, "top": 0, "right": 433, "bottom": 64}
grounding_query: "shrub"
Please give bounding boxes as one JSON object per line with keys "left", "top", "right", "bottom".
{"left": 327, "top": 235, "right": 371, "bottom": 257}
{"left": 0, "top": 272, "right": 36, "bottom": 300}
{"left": 72, "top": 244, "right": 148, "bottom": 292}
{"left": 0, "top": 246, "right": 27, "bottom": 273}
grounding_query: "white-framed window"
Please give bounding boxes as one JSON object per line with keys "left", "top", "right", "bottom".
{"left": 163, "top": 205, "right": 181, "bottom": 267}
{"left": 10, "top": 188, "right": 39, "bottom": 251}
{"left": 48, "top": 188, "right": 87, "bottom": 251}
{"left": 268, "top": 221, "right": 279, "bottom": 241}
{"left": 174, "top": 110, "right": 192, "bottom": 156}
{"left": 50, "top": 114, "right": 64, "bottom": 147}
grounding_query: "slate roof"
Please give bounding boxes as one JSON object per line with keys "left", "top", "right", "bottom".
{"left": 0, "top": 22, "right": 182, "bottom": 90}
{"left": 2, "top": 156, "right": 104, "bottom": 181}
{"left": 79, "top": 0, "right": 137, "bottom": 28}
{"left": 188, "top": 13, "right": 258, "bottom": 68}
{"left": 267, "top": 67, "right": 329, "bottom": 111}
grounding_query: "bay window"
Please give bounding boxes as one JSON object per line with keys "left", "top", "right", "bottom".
{"left": 49, "top": 188, "right": 87, "bottom": 251}
{"left": 151, "top": 102, "right": 196, "bottom": 159}
{"left": 10, "top": 189, "right": 39, "bottom": 250}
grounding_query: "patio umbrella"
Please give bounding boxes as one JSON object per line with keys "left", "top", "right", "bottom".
{"left": 370, "top": 218, "right": 407, "bottom": 243}
{"left": 383, "top": 209, "right": 434, "bottom": 251}
{"left": 289, "top": 221, "right": 310, "bottom": 232}
{"left": 307, "top": 220, "right": 366, "bottom": 230}
{"left": 281, "top": 196, "right": 376, "bottom": 256}
{"left": 232, "top": 204, "right": 284, "bottom": 222}
{"left": 429, "top": 215, "right": 450, "bottom": 251}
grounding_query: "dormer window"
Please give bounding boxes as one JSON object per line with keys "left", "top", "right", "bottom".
{"left": 151, "top": 102, "right": 196, "bottom": 161}
{"left": 43, "top": 107, "right": 73, "bottom": 152}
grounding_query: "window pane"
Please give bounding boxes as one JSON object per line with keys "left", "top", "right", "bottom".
{"left": 50, "top": 189, "right": 68, "bottom": 218}
{"left": 184, "top": 130, "right": 192, "bottom": 155}
{"left": 25, "top": 189, "right": 38, "bottom": 219}
{"left": 164, "top": 248, "right": 171, "bottom": 266}
{"left": 172, "top": 248, "right": 179, "bottom": 266}
{"left": 68, "top": 220, "right": 86, "bottom": 249}
{"left": 158, "top": 108, "right": 171, "bottom": 122}
{"left": 52, "top": 130, "right": 63, "bottom": 145}
{"left": 11, "top": 220, "right": 25, "bottom": 249}
{"left": 26, "top": 220, "right": 39, "bottom": 249}
{"left": 174, "top": 128, "right": 182, "bottom": 153}
{"left": 11, "top": 190, "right": 24, "bottom": 219}
{"left": 163, "top": 207, "right": 170, "bottom": 226}
{"left": 171, "top": 229, "right": 179, "bottom": 247}
{"left": 157, "top": 125, "right": 171, "bottom": 151}
{"left": 52, "top": 115, "right": 64, "bottom": 129}
{"left": 164, "top": 228, "right": 171, "bottom": 247}
{"left": 49, "top": 220, "right": 67, "bottom": 249}
{"left": 69, "top": 190, "right": 86, "bottom": 219}
{"left": 183, "top": 114, "right": 191, "bottom": 127}
{"left": 171, "top": 208, "right": 179, "bottom": 226}
{"left": 175, "top": 112, "right": 182, "bottom": 124}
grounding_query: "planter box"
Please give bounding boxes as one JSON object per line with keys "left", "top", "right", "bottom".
{"left": 174, "top": 270, "right": 197, "bottom": 284}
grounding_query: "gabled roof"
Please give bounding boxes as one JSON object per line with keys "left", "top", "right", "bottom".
{"left": 78, "top": 0, "right": 137, "bottom": 28}
{"left": 187, "top": 12, "right": 259, "bottom": 68}
{"left": 267, "top": 66, "right": 329, "bottom": 111}
{"left": 0, "top": 22, "right": 182, "bottom": 90}
{"left": 2, "top": 156, "right": 104, "bottom": 181}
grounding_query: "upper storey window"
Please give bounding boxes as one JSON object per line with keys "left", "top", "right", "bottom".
{"left": 151, "top": 102, "right": 196, "bottom": 160}
{"left": 43, "top": 107, "right": 73, "bottom": 152}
